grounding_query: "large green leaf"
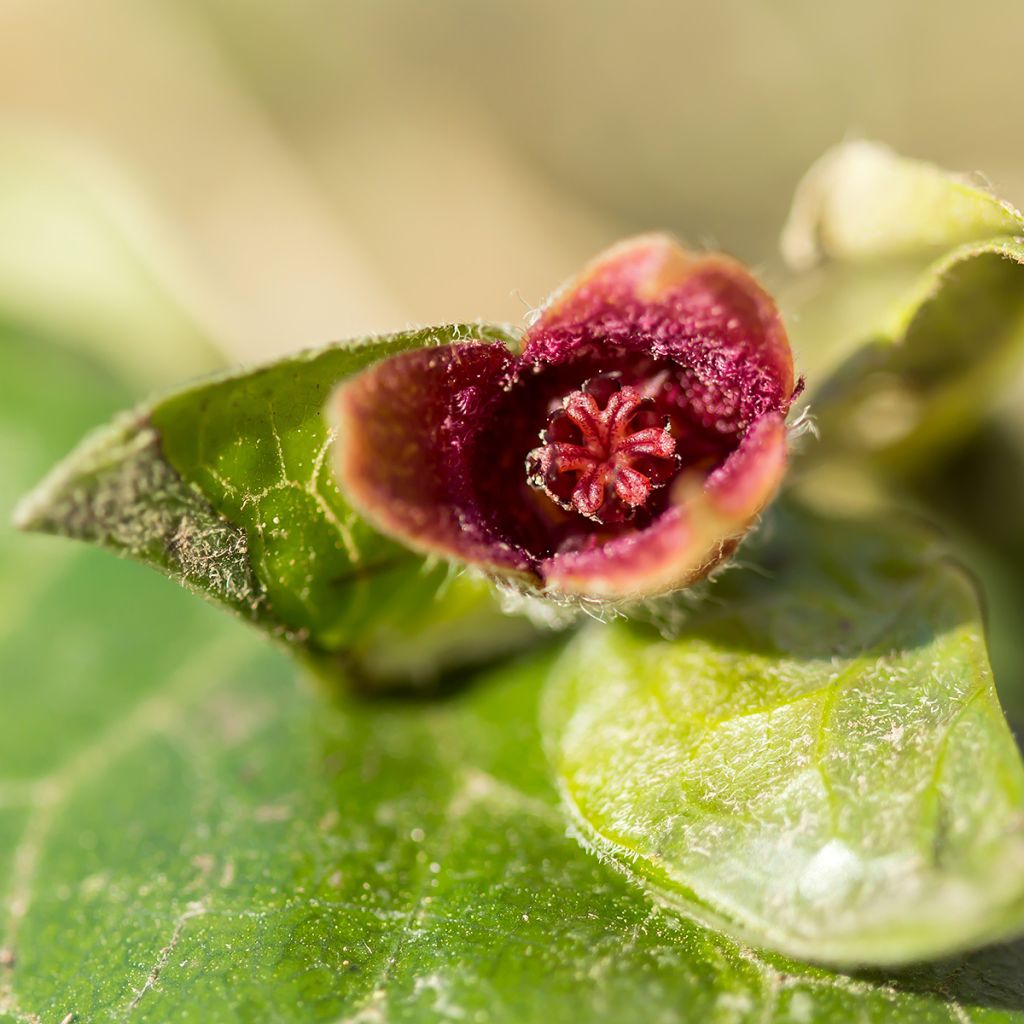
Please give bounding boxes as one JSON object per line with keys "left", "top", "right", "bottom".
{"left": 781, "top": 142, "right": 1024, "bottom": 469}
{"left": 544, "top": 505, "right": 1024, "bottom": 967}
{"left": 6, "top": 329, "right": 1024, "bottom": 1021}
{"left": 14, "top": 323, "right": 538, "bottom": 686}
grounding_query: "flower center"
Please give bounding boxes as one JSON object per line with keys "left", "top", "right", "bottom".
{"left": 526, "top": 374, "right": 679, "bottom": 524}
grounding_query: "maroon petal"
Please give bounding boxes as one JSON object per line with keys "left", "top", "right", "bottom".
{"left": 330, "top": 342, "right": 537, "bottom": 579}
{"left": 541, "top": 412, "right": 788, "bottom": 599}
{"left": 522, "top": 235, "right": 795, "bottom": 429}
{"left": 704, "top": 411, "right": 789, "bottom": 518}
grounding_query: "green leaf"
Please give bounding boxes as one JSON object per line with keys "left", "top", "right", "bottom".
{"left": 544, "top": 504, "right": 1024, "bottom": 967}
{"left": 781, "top": 142, "right": 1024, "bottom": 468}
{"left": 14, "top": 323, "right": 538, "bottom": 685}
{"left": 806, "top": 239, "right": 1024, "bottom": 468}
{"left": 6, "top": 325, "right": 1024, "bottom": 1022}
{"left": 908, "top": 420, "right": 1024, "bottom": 720}
{"left": 782, "top": 140, "right": 1024, "bottom": 271}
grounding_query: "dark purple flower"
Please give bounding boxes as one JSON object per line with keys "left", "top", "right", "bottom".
{"left": 330, "top": 236, "right": 799, "bottom": 602}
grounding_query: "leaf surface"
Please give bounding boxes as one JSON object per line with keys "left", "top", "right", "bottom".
{"left": 5, "top": 327, "right": 1024, "bottom": 1021}
{"left": 544, "top": 505, "right": 1024, "bottom": 967}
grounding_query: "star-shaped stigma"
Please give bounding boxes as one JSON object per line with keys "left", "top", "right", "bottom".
{"left": 526, "top": 374, "right": 680, "bottom": 525}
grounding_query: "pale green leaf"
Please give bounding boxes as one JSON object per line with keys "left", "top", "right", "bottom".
{"left": 782, "top": 139, "right": 1023, "bottom": 271}
{"left": 781, "top": 142, "right": 1024, "bottom": 468}
{"left": 544, "top": 504, "right": 1024, "bottom": 967}
{"left": 801, "top": 239, "right": 1024, "bottom": 468}
{"left": 14, "top": 323, "right": 537, "bottom": 685}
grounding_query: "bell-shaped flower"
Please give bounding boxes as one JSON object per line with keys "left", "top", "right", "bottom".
{"left": 330, "top": 235, "right": 800, "bottom": 602}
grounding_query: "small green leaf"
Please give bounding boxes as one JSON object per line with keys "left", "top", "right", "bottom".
{"left": 807, "top": 240, "right": 1024, "bottom": 468}
{"left": 14, "top": 323, "right": 538, "bottom": 685}
{"left": 544, "top": 504, "right": 1024, "bottom": 967}
{"left": 782, "top": 142, "right": 1024, "bottom": 468}
{"left": 782, "top": 140, "right": 1024, "bottom": 270}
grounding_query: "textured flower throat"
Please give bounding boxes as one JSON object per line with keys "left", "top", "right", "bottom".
{"left": 526, "top": 374, "right": 679, "bottom": 525}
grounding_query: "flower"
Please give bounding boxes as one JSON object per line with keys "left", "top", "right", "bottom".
{"left": 330, "top": 235, "right": 799, "bottom": 602}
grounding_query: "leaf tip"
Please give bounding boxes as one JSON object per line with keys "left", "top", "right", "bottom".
{"left": 10, "top": 485, "right": 45, "bottom": 533}
{"left": 9, "top": 446, "right": 92, "bottom": 538}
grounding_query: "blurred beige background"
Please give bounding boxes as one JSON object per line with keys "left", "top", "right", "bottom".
{"left": 2, "top": 0, "right": 1024, "bottom": 380}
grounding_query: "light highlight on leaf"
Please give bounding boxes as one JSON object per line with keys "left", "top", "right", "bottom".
{"left": 782, "top": 139, "right": 1023, "bottom": 271}
{"left": 544, "top": 505, "right": 1024, "bottom": 967}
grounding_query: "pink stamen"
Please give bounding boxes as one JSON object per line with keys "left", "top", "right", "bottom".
{"left": 526, "top": 377, "right": 679, "bottom": 524}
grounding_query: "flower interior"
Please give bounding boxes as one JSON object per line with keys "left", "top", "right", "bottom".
{"left": 526, "top": 371, "right": 680, "bottom": 524}
{"left": 331, "top": 236, "right": 797, "bottom": 600}
{"left": 472, "top": 347, "right": 756, "bottom": 566}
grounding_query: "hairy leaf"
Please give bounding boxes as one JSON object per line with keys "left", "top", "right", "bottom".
{"left": 781, "top": 142, "right": 1024, "bottom": 467}
{"left": 14, "top": 324, "right": 538, "bottom": 685}
{"left": 5, "top": 328, "right": 1024, "bottom": 1022}
{"left": 782, "top": 140, "right": 1023, "bottom": 270}
{"left": 544, "top": 505, "right": 1024, "bottom": 967}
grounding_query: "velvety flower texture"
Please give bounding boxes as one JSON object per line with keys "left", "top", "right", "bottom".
{"left": 330, "top": 236, "right": 799, "bottom": 602}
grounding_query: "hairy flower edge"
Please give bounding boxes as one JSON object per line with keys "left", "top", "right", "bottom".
{"left": 330, "top": 235, "right": 798, "bottom": 602}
